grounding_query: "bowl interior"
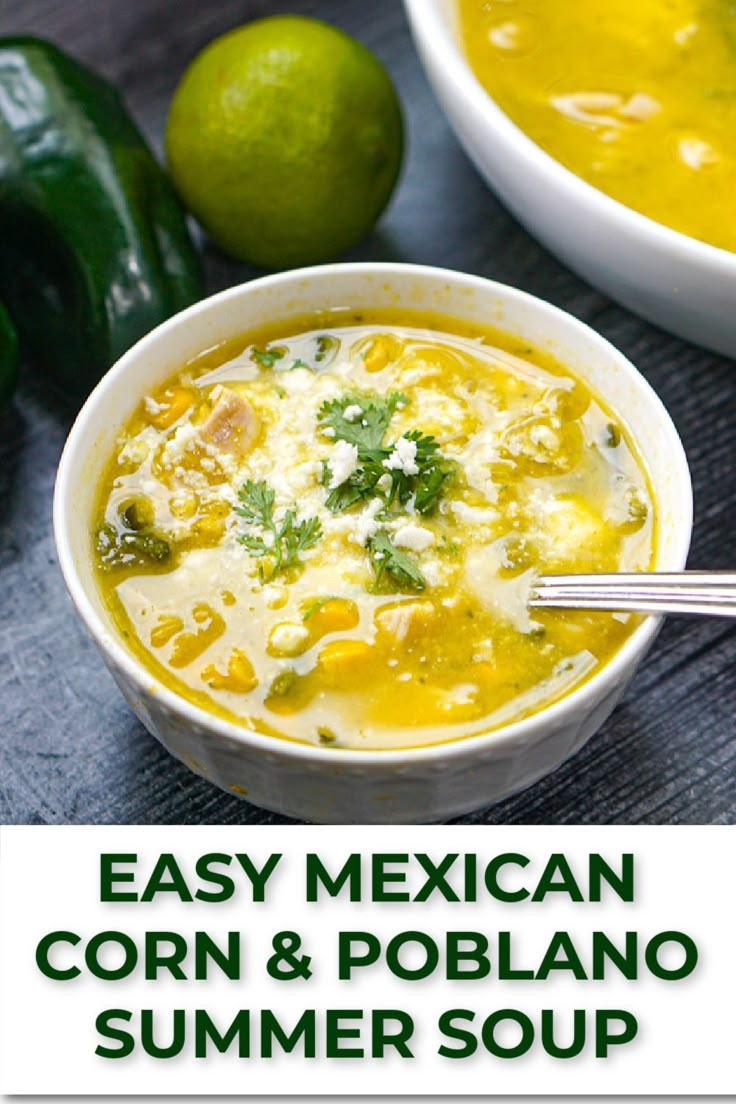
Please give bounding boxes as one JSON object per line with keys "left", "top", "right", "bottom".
{"left": 55, "top": 263, "right": 692, "bottom": 749}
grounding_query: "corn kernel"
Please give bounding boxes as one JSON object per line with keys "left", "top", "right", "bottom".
{"left": 148, "top": 387, "right": 193, "bottom": 430}
{"left": 150, "top": 614, "right": 183, "bottom": 649}
{"left": 201, "top": 648, "right": 257, "bottom": 694}
{"left": 169, "top": 604, "right": 225, "bottom": 668}
{"left": 359, "top": 334, "right": 403, "bottom": 374}
{"left": 317, "top": 639, "right": 374, "bottom": 685}
{"left": 304, "top": 598, "right": 359, "bottom": 643}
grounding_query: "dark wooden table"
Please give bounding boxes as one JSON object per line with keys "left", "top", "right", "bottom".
{"left": 1, "top": 0, "right": 734, "bottom": 825}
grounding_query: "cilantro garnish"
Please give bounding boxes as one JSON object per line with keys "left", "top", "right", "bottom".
{"left": 235, "top": 480, "right": 321, "bottom": 579}
{"left": 318, "top": 392, "right": 407, "bottom": 453}
{"left": 317, "top": 393, "right": 456, "bottom": 589}
{"left": 368, "top": 529, "right": 426, "bottom": 591}
{"left": 318, "top": 393, "right": 454, "bottom": 517}
{"left": 251, "top": 345, "right": 286, "bottom": 369}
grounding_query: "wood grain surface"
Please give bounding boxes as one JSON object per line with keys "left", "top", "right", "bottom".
{"left": 1, "top": 0, "right": 734, "bottom": 825}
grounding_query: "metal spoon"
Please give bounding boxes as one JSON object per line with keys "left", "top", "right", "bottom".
{"left": 530, "top": 572, "right": 736, "bottom": 618}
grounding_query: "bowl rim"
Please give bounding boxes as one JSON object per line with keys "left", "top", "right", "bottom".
{"left": 53, "top": 261, "right": 693, "bottom": 767}
{"left": 403, "top": 0, "right": 736, "bottom": 275}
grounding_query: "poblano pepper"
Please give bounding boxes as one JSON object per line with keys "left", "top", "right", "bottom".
{"left": 0, "top": 300, "right": 18, "bottom": 406}
{"left": 0, "top": 37, "right": 203, "bottom": 395}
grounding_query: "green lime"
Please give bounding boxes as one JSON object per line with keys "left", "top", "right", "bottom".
{"left": 165, "top": 15, "right": 404, "bottom": 269}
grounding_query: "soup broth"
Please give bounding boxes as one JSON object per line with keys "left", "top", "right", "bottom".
{"left": 460, "top": 0, "right": 736, "bottom": 252}
{"left": 92, "top": 312, "right": 654, "bottom": 750}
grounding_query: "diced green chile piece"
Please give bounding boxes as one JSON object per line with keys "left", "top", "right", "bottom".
{"left": 96, "top": 522, "right": 171, "bottom": 572}
{"left": 0, "top": 300, "right": 17, "bottom": 406}
{"left": 0, "top": 37, "right": 203, "bottom": 394}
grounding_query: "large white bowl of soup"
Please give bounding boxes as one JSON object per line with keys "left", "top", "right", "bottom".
{"left": 404, "top": 0, "right": 736, "bottom": 357}
{"left": 54, "top": 263, "right": 692, "bottom": 823}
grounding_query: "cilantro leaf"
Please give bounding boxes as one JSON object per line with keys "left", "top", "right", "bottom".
{"left": 322, "top": 458, "right": 386, "bottom": 513}
{"left": 380, "top": 430, "right": 453, "bottom": 515}
{"left": 318, "top": 392, "right": 407, "bottom": 453}
{"left": 317, "top": 392, "right": 453, "bottom": 590}
{"left": 318, "top": 393, "right": 454, "bottom": 527}
{"left": 281, "top": 511, "right": 322, "bottom": 569}
{"left": 368, "top": 529, "right": 426, "bottom": 591}
{"left": 251, "top": 345, "right": 286, "bottom": 369}
{"left": 235, "top": 479, "right": 275, "bottom": 527}
{"left": 414, "top": 460, "right": 455, "bottom": 514}
{"left": 235, "top": 480, "right": 321, "bottom": 579}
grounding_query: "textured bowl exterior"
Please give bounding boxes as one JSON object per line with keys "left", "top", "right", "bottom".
{"left": 54, "top": 263, "right": 692, "bottom": 823}
{"left": 404, "top": 0, "right": 736, "bottom": 358}
{"left": 108, "top": 655, "right": 632, "bottom": 823}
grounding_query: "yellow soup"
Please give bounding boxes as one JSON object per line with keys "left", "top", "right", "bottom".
{"left": 460, "top": 0, "right": 736, "bottom": 251}
{"left": 92, "top": 312, "right": 654, "bottom": 750}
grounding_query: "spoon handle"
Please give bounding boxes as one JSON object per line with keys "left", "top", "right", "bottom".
{"left": 530, "top": 571, "right": 736, "bottom": 617}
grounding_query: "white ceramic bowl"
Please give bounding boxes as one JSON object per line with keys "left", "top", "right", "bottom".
{"left": 54, "top": 263, "right": 692, "bottom": 823}
{"left": 404, "top": 0, "right": 736, "bottom": 357}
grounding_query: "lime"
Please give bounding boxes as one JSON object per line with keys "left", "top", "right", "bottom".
{"left": 165, "top": 15, "right": 404, "bottom": 269}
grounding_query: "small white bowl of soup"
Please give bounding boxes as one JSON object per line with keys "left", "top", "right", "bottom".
{"left": 404, "top": 0, "right": 736, "bottom": 357}
{"left": 54, "top": 263, "right": 691, "bottom": 823}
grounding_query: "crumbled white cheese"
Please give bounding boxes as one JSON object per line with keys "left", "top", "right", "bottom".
{"left": 449, "top": 501, "right": 498, "bottom": 526}
{"left": 353, "top": 499, "right": 383, "bottom": 546}
{"left": 327, "top": 440, "right": 359, "bottom": 489}
{"left": 421, "top": 559, "right": 448, "bottom": 588}
{"left": 161, "top": 420, "right": 199, "bottom": 465}
{"left": 278, "top": 367, "right": 318, "bottom": 394}
{"left": 290, "top": 460, "right": 320, "bottom": 493}
{"left": 268, "top": 622, "right": 309, "bottom": 656}
{"left": 444, "top": 684, "right": 477, "bottom": 707}
{"left": 329, "top": 498, "right": 382, "bottom": 546}
{"left": 119, "top": 437, "right": 150, "bottom": 465}
{"left": 448, "top": 427, "right": 501, "bottom": 495}
{"left": 525, "top": 490, "right": 603, "bottom": 564}
{"left": 144, "top": 396, "right": 163, "bottom": 416}
{"left": 393, "top": 524, "right": 434, "bottom": 553}
{"left": 679, "top": 137, "right": 718, "bottom": 170}
{"left": 343, "top": 404, "right": 363, "bottom": 423}
{"left": 383, "top": 436, "right": 419, "bottom": 476}
{"left": 529, "top": 423, "right": 559, "bottom": 451}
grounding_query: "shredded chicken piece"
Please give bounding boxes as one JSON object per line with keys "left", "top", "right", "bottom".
{"left": 375, "top": 600, "right": 435, "bottom": 644}
{"left": 197, "top": 385, "right": 259, "bottom": 456}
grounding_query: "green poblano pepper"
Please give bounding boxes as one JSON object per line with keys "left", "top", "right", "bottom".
{"left": 0, "top": 299, "right": 18, "bottom": 406}
{"left": 0, "top": 37, "right": 204, "bottom": 395}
